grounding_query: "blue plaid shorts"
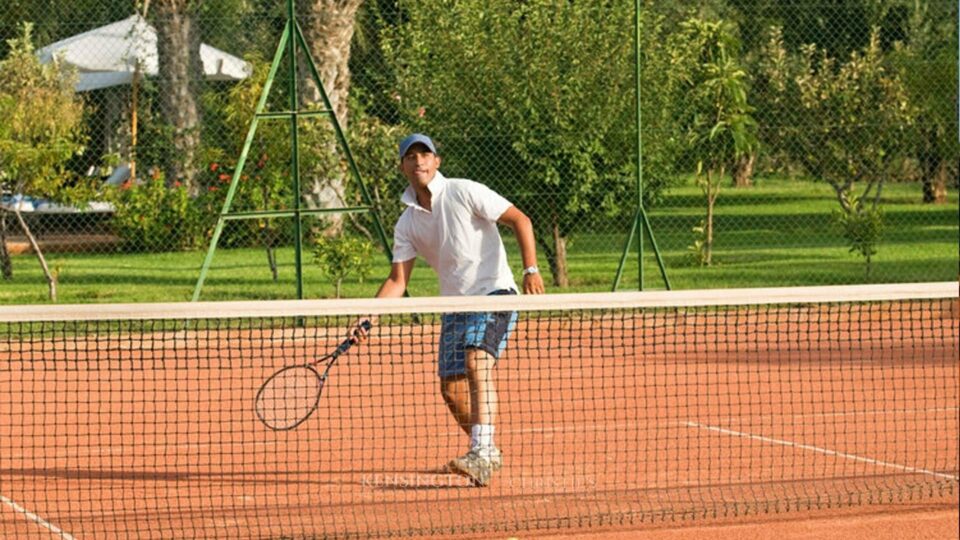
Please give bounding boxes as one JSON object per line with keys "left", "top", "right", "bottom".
{"left": 437, "top": 289, "right": 518, "bottom": 378}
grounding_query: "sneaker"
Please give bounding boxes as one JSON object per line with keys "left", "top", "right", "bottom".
{"left": 445, "top": 447, "right": 502, "bottom": 473}
{"left": 448, "top": 449, "right": 493, "bottom": 487}
{"left": 487, "top": 446, "right": 503, "bottom": 471}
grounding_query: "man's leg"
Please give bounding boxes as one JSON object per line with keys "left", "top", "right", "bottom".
{"left": 447, "top": 348, "right": 502, "bottom": 486}
{"left": 440, "top": 375, "right": 471, "bottom": 436}
{"left": 464, "top": 348, "right": 498, "bottom": 432}
{"left": 445, "top": 306, "right": 515, "bottom": 486}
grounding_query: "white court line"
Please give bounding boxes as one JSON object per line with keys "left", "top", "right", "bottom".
{"left": 506, "top": 407, "right": 957, "bottom": 436}
{"left": 699, "top": 406, "right": 959, "bottom": 425}
{"left": 684, "top": 421, "right": 959, "bottom": 482}
{"left": 0, "top": 494, "right": 76, "bottom": 540}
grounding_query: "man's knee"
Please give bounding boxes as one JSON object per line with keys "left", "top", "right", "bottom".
{"left": 464, "top": 348, "right": 495, "bottom": 374}
{"left": 440, "top": 375, "right": 467, "bottom": 402}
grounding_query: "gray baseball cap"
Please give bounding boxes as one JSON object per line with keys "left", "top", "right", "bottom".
{"left": 398, "top": 133, "right": 437, "bottom": 160}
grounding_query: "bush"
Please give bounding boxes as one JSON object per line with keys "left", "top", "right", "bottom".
{"left": 105, "top": 171, "right": 207, "bottom": 252}
{"left": 313, "top": 234, "right": 374, "bottom": 298}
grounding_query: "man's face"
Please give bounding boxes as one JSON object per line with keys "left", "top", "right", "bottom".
{"left": 399, "top": 143, "right": 441, "bottom": 189}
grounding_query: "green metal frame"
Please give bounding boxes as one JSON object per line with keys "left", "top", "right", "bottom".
{"left": 613, "top": 0, "right": 671, "bottom": 292}
{"left": 192, "top": 0, "right": 393, "bottom": 301}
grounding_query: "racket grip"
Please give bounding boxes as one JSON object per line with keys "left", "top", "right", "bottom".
{"left": 335, "top": 320, "right": 373, "bottom": 356}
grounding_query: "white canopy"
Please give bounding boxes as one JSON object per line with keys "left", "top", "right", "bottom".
{"left": 36, "top": 15, "right": 251, "bottom": 92}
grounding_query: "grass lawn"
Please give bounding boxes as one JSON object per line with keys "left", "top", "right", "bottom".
{"left": 1, "top": 177, "right": 956, "bottom": 304}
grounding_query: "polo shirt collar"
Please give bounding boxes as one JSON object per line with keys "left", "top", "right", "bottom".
{"left": 401, "top": 171, "right": 448, "bottom": 211}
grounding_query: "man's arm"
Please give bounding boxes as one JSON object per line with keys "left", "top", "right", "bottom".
{"left": 352, "top": 258, "right": 416, "bottom": 342}
{"left": 498, "top": 206, "right": 545, "bottom": 294}
{"left": 376, "top": 258, "right": 416, "bottom": 298}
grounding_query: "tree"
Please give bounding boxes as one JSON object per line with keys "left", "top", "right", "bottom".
{"left": 727, "top": 0, "right": 876, "bottom": 61}
{"left": 672, "top": 19, "right": 757, "bottom": 266}
{"left": 889, "top": 1, "right": 958, "bottom": 204}
{"left": 758, "top": 28, "right": 913, "bottom": 277}
{"left": 1, "top": 0, "right": 134, "bottom": 58}
{"left": 384, "top": 1, "right": 637, "bottom": 287}
{"left": 298, "top": 0, "right": 365, "bottom": 234}
{"left": 313, "top": 233, "right": 373, "bottom": 298}
{"left": 0, "top": 24, "right": 86, "bottom": 300}
{"left": 152, "top": 0, "right": 204, "bottom": 193}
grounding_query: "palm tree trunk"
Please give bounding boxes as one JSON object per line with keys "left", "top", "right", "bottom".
{"left": 154, "top": 1, "right": 203, "bottom": 193}
{"left": 298, "top": 0, "right": 364, "bottom": 235}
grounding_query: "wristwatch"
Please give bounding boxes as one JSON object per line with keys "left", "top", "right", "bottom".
{"left": 522, "top": 265, "right": 539, "bottom": 276}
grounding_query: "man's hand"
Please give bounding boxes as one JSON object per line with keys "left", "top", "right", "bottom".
{"left": 523, "top": 272, "right": 545, "bottom": 295}
{"left": 349, "top": 317, "right": 376, "bottom": 343}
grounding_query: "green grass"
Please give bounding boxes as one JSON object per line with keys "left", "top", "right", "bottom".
{"left": 1, "top": 177, "right": 956, "bottom": 304}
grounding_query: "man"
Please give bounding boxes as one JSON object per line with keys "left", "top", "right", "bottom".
{"left": 354, "top": 133, "right": 545, "bottom": 487}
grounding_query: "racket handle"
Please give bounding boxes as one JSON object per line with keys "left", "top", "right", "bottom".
{"left": 334, "top": 320, "right": 373, "bottom": 357}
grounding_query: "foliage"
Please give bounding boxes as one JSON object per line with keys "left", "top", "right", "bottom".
{"left": 313, "top": 233, "right": 374, "bottom": 298}
{"left": 671, "top": 18, "right": 757, "bottom": 266}
{"left": 727, "top": 0, "right": 880, "bottom": 60}
{"left": 0, "top": 23, "right": 86, "bottom": 198}
{"left": 687, "top": 219, "right": 709, "bottom": 266}
{"left": 199, "top": 55, "right": 341, "bottom": 248}
{"left": 886, "top": 0, "right": 959, "bottom": 201}
{"left": 674, "top": 19, "right": 757, "bottom": 173}
{"left": 633, "top": 4, "right": 697, "bottom": 206}
{"left": 103, "top": 171, "right": 207, "bottom": 252}
{"left": 758, "top": 28, "right": 913, "bottom": 273}
{"left": 834, "top": 197, "right": 883, "bottom": 277}
{"left": 383, "top": 0, "right": 637, "bottom": 286}
{"left": 0, "top": 0, "right": 133, "bottom": 57}
{"left": 0, "top": 23, "right": 87, "bottom": 299}
{"left": 345, "top": 111, "right": 407, "bottom": 238}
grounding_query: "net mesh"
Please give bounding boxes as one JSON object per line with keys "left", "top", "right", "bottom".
{"left": 1, "top": 283, "right": 957, "bottom": 538}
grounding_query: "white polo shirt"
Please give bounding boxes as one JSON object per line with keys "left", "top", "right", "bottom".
{"left": 392, "top": 172, "right": 519, "bottom": 296}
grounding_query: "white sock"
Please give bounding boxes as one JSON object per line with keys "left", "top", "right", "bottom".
{"left": 470, "top": 424, "right": 495, "bottom": 451}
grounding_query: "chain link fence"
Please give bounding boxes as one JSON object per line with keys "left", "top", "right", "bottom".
{"left": 1, "top": 1, "right": 957, "bottom": 303}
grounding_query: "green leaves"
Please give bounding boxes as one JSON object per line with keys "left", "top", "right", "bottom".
{"left": 313, "top": 234, "right": 374, "bottom": 298}
{"left": 383, "top": 1, "right": 638, "bottom": 284}
{"left": 672, "top": 17, "right": 756, "bottom": 267}
{"left": 103, "top": 172, "right": 207, "bottom": 253}
{"left": 834, "top": 197, "right": 884, "bottom": 278}
{"left": 758, "top": 26, "right": 911, "bottom": 275}
{"left": 0, "top": 23, "right": 86, "bottom": 197}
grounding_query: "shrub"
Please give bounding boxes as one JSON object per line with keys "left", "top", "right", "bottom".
{"left": 105, "top": 171, "right": 206, "bottom": 252}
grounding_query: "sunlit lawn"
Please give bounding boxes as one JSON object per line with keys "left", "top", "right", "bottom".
{"left": 2, "top": 177, "right": 956, "bottom": 304}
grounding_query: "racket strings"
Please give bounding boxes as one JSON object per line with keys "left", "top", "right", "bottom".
{"left": 255, "top": 365, "right": 324, "bottom": 430}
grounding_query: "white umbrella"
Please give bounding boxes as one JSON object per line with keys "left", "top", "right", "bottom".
{"left": 36, "top": 14, "right": 251, "bottom": 91}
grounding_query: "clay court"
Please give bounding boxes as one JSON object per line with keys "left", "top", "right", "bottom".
{"left": 1, "top": 293, "right": 957, "bottom": 538}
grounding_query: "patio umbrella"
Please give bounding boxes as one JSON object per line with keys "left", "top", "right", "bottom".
{"left": 36, "top": 14, "right": 251, "bottom": 92}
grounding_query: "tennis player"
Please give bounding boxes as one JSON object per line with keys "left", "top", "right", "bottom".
{"left": 353, "top": 133, "right": 545, "bottom": 487}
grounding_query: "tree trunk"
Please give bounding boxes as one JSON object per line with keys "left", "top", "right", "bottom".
{"left": 298, "top": 0, "right": 364, "bottom": 234}
{"left": 153, "top": 0, "right": 203, "bottom": 194}
{"left": 12, "top": 209, "right": 57, "bottom": 301}
{"left": 0, "top": 211, "right": 12, "bottom": 280}
{"left": 732, "top": 153, "right": 755, "bottom": 187}
{"left": 921, "top": 154, "right": 948, "bottom": 204}
{"left": 704, "top": 169, "right": 721, "bottom": 266}
{"left": 550, "top": 221, "right": 569, "bottom": 288}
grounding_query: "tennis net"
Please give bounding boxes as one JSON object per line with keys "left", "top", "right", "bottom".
{"left": 1, "top": 283, "right": 957, "bottom": 538}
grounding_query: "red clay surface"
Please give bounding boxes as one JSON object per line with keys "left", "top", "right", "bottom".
{"left": 1, "top": 301, "right": 957, "bottom": 538}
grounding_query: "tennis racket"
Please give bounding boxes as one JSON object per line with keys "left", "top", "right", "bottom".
{"left": 255, "top": 320, "right": 371, "bottom": 431}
